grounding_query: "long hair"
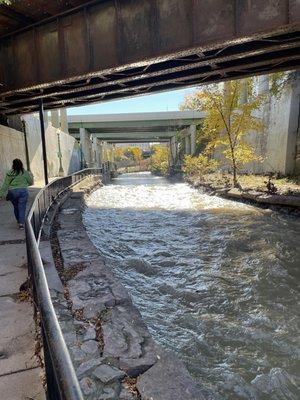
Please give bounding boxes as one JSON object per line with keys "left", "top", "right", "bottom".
{"left": 12, "top": 159, "right": 24, "bottom": 175}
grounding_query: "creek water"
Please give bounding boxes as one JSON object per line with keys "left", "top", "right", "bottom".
{"left": 84, "top": 172, "right": 300, "bottom": 399}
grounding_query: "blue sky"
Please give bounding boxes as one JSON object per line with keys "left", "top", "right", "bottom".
{"left": 67, "top": 86, "right": 198, "bottom": 115}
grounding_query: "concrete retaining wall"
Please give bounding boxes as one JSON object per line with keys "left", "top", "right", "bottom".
{"left": 245, "top": 72, "right": 300, "bottom": 175}
{"left": 0, "top": 126, "right": 25, "bottom": 182}
{"left": 0, "top": 114, "right": 81, "bottom": 184}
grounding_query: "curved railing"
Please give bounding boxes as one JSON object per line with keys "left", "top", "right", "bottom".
{"left": 25, "top": 165, "right": 109, "bottom": 400}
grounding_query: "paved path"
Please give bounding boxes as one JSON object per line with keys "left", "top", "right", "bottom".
{"left": 0, "top": 187, "right": 45, "bottom": 400}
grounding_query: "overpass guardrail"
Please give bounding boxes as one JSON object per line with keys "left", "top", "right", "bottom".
{"left": 25, "top": 165, "right": 110, "bottom": 400}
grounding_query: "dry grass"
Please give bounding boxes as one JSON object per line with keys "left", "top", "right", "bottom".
{"left": 62, "top": 262, "right": 87, "bottom": 282}
{"left": 17, "top": 289, "right": 31, "bottom": 303}
{"left": 122, "top": 377, "right": 141, "bottom": 399}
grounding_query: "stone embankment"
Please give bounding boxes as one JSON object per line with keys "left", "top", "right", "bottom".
{"left": 42, "top": 176, "right": 204, "bottom": 400}
{"left": 186, "top": 176, "right": 300, "bottom": 213}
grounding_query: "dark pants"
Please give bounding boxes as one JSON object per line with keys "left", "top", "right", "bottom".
{"left": 7, "top": 188, "right": 29, "bottom": 224}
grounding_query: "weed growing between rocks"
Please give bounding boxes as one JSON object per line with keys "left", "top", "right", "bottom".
{"left": 63, "top": 262, "right": 88, "bottom": 282}
{"left": 73, "top": 307, "right": 84, "bottom": 321}
{"left": 17, "top": 287, "right": 31, "bottom": 303}
{"left": 50, "top": 221, "right": 64, "bottom": 277}
{"left": 93, "top": 313, "right": 105, "bottom": 355}
{"left": 122, "top": 377, "right": 141, "bottom": 400}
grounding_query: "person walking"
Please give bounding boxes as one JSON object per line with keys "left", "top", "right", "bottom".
{"left": 0, "top": 159, "right": 34, "bottom": 229}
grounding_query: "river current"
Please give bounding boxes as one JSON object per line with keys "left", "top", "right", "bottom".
{"left": 84, "top": 172, "right": 300, "bottom": 399}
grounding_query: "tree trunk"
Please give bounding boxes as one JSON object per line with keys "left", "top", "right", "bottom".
{"left": 232, "top": 163, "right": 238, "bottom": 187}
{"left": 230, "top": 148, "right": 239, "bottom": 187}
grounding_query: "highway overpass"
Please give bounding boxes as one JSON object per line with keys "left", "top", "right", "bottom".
{"left": 67, "top": 111, "right": 203, "bottom": 166}
{"left": 68, "top": 111, "right": 204, "bottom": 143}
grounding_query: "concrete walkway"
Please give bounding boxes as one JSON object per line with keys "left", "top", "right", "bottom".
{"left": 0, "top": 188, "right": 45, "bottom": 399}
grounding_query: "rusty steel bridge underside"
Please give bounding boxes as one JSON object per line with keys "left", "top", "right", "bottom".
{"left": 0, "top": 0, "right": 299, "bottom": 115}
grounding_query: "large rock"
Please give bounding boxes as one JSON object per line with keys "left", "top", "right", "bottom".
{"left": 76, "top": 358, "right": 106, "bottom": 378}
{"left": 80, "top": 376, "right": 97, "bottom": 396}
{"left": 93, "top": 364, "right": 126, "bottom": 384}
{"left": 102, "top": 305, "right": 157, "bottom": 373}
{"left": 137, "top": 351, "right": 205, "bottom": 400}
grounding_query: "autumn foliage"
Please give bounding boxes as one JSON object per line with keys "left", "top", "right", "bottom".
{"left": 150, "top": 145, "right": 170, "bottom": 175}
{"left": 181, "top": 79, "right": 265, "bottom": 187}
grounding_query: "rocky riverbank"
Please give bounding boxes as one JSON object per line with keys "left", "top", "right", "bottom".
{"left": 185, "top": 175, "right": 300, "bottom": 214}
{"left": 45, "top": 176, "right": 205, "bottom": 400}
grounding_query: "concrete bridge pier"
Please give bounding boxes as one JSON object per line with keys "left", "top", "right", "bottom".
{"left": 60, "top": 109, "right": 68, "bottom": 134}
{"left": 50, "top": 108, "right": 68, "bottom": 133}
{"left": 99, "top": 142, "right": 104, "bottom": 164}
{"left": 258, "top": 75, "right": 270, "bottom": 94}
{"left": 239, "top": 79, "right": 248, "bottom": 104}
{"left": 80, "top": 127, "right": 92, "bottom": 167}
{"left": 96, "top": 139, "right": 113, "bottom": 166}
{"left": 103, "top": 142, "right": 109, "bottom": 162}
{"left": 182, "top": 125, "right": 197, "bottom": 156}
{"left": 110, "top": 144, "right": 115, "bottom": 162}
{"left": 50, "top": 109, "right": 60, "bottom": 129}
{"left": 100, "top": 141, "right": 113, "bottom": 163}
{"left": 170, "top": 136, "right": 177, "bottom": 165}
{"left": 91, "top": 136, "right": 101, "bottom": 167}
{"left": 184, "top": 134, "right": 191, "bottom": 155}
{"left": 189, "top": 125, "right": 196, "bottom": 156}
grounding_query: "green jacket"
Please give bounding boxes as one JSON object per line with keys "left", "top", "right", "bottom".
{"left": 0, "top": 170, "right": 34, "bottom": 197}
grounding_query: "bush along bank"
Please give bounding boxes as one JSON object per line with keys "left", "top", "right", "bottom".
{"left": 185, "top": 172, "right": 300, "bottom": 214}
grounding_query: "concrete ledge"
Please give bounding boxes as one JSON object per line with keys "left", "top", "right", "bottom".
{"left": 186, "top": 177, "right": 300, "bottom": 210}
{"left": 226, "top": 189, "right": 300, "bottom": 208}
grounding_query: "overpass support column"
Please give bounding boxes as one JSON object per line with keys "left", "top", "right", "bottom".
{"left": 239, "top": 79, "right": 248, "bottom": 104}
{"left": 189, "top": 125, "right": 196, "bottom": 156}
{"left": 258, "top": 75, "right": 269, "bottom": 94}
{"left": 102, "top": 142, "right": 109, "bottom": 162}
{"left": 60, "top": 108, "right": 68, "bottom": 133}
{"left": 257, "top": 75, "right": 270, "bottom": 174}
{"left": 170, "top": 136, "right": 177, "bottom": 166}
{"left": 51, "top": 109, "right": 60, "bottom": 129}
{"left": 185, "top": 134, "right": 191, "bottom": 155}
{"left": 92, "top": 136, "right": 100, "bottom": 167}
{"left": 110, "top": 145, "right": 115, "bottom": 162}
{"left": 80, "top": 128, "right": 92, "bottom": 167}
{"left": 98, "top": 142, "right": 103, "bottom": 164}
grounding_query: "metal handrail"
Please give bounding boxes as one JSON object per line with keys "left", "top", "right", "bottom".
{"left": 25, "top": 165, "right": 109, "bottom": 400}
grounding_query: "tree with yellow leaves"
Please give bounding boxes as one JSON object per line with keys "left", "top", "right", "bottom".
{"left": 181, "top": 79, "right": 264, "bottom": 187}
{"left": 150, "top": 145, "right": 170, "bottom": 176}
{"left": 114, "top": 147, "right": 127, "bottom": 162}
{"left": 128, "top": 147, "right": 143, "bottom": 163}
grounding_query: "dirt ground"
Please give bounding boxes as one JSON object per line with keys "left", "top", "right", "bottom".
{"left": 198, "top": 173, "right": 300, "bottom": 196}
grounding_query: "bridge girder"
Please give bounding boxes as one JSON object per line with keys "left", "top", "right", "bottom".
{"left": 70, "top": 130, "right": 176, "bottom": 141}
{"left": 0, "top": 0, "right": 299, "bottom": 115}
{"left": 68, "top": 111, "right": 202, "bottom": 142}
